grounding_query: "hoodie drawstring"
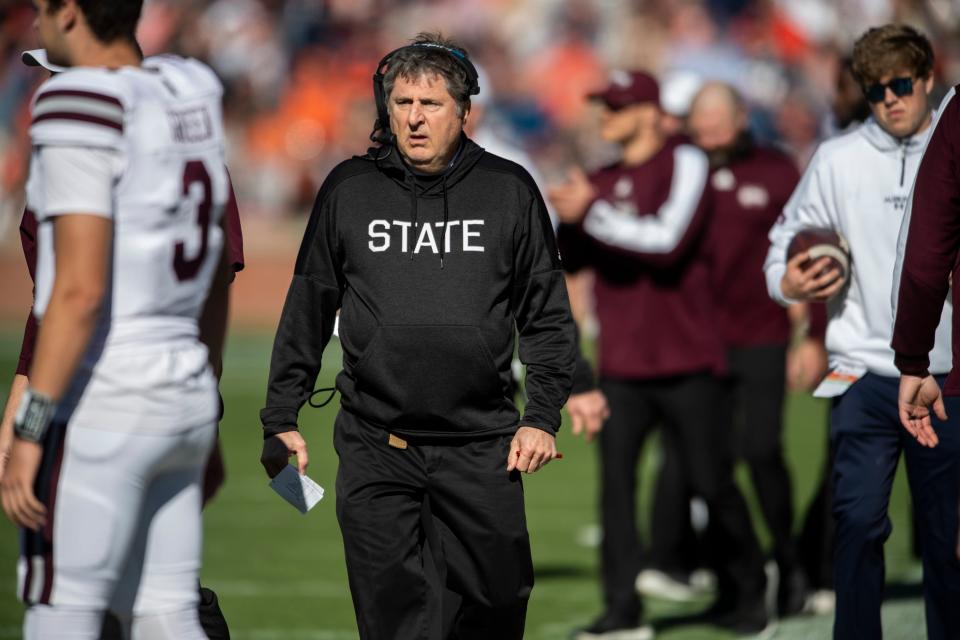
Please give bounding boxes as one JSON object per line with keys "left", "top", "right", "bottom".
{"left": 440, "top": 174, "right": 449, "bottom": 269}
{"left": 899, "top": 140, "right": 907, "bottom": 187}
{"left": 408, "top": 174, "right": 419, "bottom": 261}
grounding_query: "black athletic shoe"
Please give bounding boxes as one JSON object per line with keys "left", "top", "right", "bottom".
{"left": 701, "top": 598, "right": 769, "bottom": 636}
{"left": 777, "top": 567, "right": 810, "bottom": 618}
{"left": 572, "top": 611, "right": 654, "bottom": 639}
{"left": 198, "top": 586, "right": 231, "bottom": 639}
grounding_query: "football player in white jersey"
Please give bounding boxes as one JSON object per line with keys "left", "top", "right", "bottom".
{"left": 1, "top": 1, "right": 231, "bottom": 638}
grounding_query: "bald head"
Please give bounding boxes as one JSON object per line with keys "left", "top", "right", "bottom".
{"left": 688, "top": 81, "right": 747, "bottom": 152}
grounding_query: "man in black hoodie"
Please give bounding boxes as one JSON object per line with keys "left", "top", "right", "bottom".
{"left": 259, "top": 33, "right": 576, "bottom": 639}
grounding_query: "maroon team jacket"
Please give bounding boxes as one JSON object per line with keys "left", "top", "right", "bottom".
{"left": 893, "top": 87, "right": 960, "bottom": 394}
{"left": 706, "top": 142, "right": 799, "bottom": 348}
{"left": 558, "top": 136, "right": 726, "bottom": 379}
{"left": 16, "top": 177, "right": 245, "bottom": 376}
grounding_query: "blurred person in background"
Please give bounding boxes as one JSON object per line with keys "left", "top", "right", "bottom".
{"left": 552, "top": 70, "right": 767, "bottom": 638}
{"left": 259, "top": 33, "right": 576, "bottom": 639}
{"left": 0, "top": 46, "right": 242, "bottom": 640}
{"left": 642, "top": 80, "right": 808, "bottom": 618}
{"left": 764, "top": 24, "right": 960, "bottom": 640}
{"left": 828, "top": 57, "right": 872, "bottom": 137}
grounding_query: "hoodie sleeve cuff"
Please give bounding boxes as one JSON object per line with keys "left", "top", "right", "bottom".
{"left": 260, "top": 407, "right": 300, "bottom": 439}
{"left": 520, "top": 408, "right": 560, "bottom": 436}
{"left": 571, "top": 353, "right": 596, "bottom": 394}
{"left": 894, "top": 352, "right": 931, "bottom": 378}
{"left": 520, "top": 421, "right": 557, "bottom": 437}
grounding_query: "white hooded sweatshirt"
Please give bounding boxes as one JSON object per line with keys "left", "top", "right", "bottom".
{"left": 763, "top": 116, "right": 953, "bottom": 377}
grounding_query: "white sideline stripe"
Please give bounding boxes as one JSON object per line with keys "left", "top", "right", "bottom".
{"left": 583, "top": 144, "right": 708, "bottom": 254}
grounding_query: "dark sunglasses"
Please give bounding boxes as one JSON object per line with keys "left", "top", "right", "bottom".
{"left": 864, "top": 77, "right": 914, "bottom": 103}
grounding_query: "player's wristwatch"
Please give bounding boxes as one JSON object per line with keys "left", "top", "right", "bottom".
{"left": 13, "top": 389, "right": 57, "bottom": 443}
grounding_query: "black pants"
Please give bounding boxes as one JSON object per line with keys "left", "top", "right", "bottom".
{"left": 598, "top": 375, "right": 765, "bottom": 619}
{"left": 334, "top": 409, "right": 533, "bottom": 640}
{"left": 649, "top": 345, "right": 797, "bottom": 574}
{"left": 797, "top": 411, "right": 835, "bottom": 591}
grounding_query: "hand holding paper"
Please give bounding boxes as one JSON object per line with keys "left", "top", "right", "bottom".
{"left": 269, "top": 464, "right": 324, "bottom": 514}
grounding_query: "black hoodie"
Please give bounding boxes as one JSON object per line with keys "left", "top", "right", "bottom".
{"left": 260, "top": 135, "right": 576, "bottom": 439}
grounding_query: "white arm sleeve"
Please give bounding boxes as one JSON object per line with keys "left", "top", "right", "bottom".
{"left": 582, "top": 145, "right": 708, "bottom": 254}
{"left": 764, "top": 145, "right": 837, "bottom": 307}
{"left": 39, "top": 146, "right": 119, "bottom": 219}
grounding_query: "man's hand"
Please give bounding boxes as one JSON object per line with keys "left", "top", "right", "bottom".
{"left": 547, "top": 168, "right": 596, "bottom": 224}
{"left": 898, "top": 374, "right": 946, "bottom": 448}
{"left": 0, "top": 373, "right": 29, "bottom": 482}
{"left": 787, "top": 338, "right": 829, "bottom": 392}
{"left": 507, "top": 426, "right": 559, "bottom": 474}
{"left": 565, "top": 390, "right": 609, "bottom": 443}
{"left": 1, "top": 439, "right": 46, "bottom": 530}
{"left": 780, "top": 252, "right": 845, "bottom": 302}
{"left": 260, "top": 431, "right": 309, "bottom": 478}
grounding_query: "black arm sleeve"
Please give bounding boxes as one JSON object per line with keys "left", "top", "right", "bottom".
{"left": 260, "top": 183, "right": 344, "bottom": 438}
{"left": 512, "top": 188, "right": 577, "bottom": 435}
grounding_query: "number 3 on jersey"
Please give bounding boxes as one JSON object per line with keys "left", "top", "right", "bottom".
{"left": 174, "top": 160, "right": 212, "bottom": 281}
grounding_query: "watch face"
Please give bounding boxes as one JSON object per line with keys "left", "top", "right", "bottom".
{"left": 14, "top": 390, "right": 55, "bottom": 443}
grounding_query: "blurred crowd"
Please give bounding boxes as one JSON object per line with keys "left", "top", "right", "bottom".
{"left": 0, "top": 0, "right": 958, "bottom": 225}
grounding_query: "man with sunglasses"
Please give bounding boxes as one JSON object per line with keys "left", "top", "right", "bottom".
{"left": 764, "top": 24, "right": 959, "bottom": 639}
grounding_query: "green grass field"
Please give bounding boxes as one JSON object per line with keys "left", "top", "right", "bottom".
{"left": 0, "top": 329, "right": 926, "bottom": 639}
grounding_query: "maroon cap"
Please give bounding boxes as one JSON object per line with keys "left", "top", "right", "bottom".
{"left": 588, "top": 70, "right": 660, "bottom": 110}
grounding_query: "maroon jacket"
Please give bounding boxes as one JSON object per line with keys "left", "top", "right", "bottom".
{"left": 892, "top": 87, "right": 960, "bottom": 394}
{"left": 706, "top": 143, "right": 798, "bottom": 348}
{"left": 558, "top": 136, "right": 725, "bottom": 379}
{"left": 15, "top": 176, "right": 245, "bottom": 376}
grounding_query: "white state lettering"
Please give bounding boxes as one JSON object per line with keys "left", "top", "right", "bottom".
{"left": 368, "top": 220, "right": 390, "bottom": 252}
{"left": 463, "top": 220, "right": 484, "bottom": 252}
{"left": 441, "top": 220, "right": 460, "bottom": 253}
{"left": 414, "top": 222, "right": 439, "bottom": 254}
{"left": 391, "top": 220, "right": 412, "bottom": 252}
{"left": 366, "top": 220, "right": 486, "bottom": 254}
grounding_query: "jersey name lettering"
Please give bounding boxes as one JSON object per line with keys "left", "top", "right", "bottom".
{"left": 169, "top": 106, "right": 213, "bottom": 143}
{"left": 368, "top": 219, "right": 485, "bottom": 254}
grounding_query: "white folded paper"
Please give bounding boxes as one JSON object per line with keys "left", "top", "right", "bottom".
{"left": 269, "top": 464, "right": 325, "bottom": 514}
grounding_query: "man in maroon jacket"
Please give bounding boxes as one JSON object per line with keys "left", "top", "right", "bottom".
{"left": 551, "top": 71, "right": 766, "bottom": 638}
{"left": 0, "top": 49, "right": 245, "bottom": 640}
{"left": 644, "top": 81, "right": 809, "bottom": 616}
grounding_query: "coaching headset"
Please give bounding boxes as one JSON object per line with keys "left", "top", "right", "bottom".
{"left": 371, "top": 42, "right": 481, "bottom": 144}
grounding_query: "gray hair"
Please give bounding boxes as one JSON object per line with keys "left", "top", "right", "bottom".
{"left": 383, "top": 32, "right": 473, "bottom": 117}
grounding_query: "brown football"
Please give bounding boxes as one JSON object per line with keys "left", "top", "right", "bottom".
{"left": 786, "top": 227, "right": 851, "bottom": 283}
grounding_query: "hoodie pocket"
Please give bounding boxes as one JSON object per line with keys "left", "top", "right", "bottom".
{"left": 350, "top": 325, "right": 508, "bottom": 431}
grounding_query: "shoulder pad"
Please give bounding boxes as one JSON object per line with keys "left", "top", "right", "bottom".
{"left": 142, "top": 55, "right": 223, "bottom": 99}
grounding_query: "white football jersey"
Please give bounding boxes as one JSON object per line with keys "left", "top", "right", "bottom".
{"left": 27, "top": 55, "right": 228, "bottom": 358}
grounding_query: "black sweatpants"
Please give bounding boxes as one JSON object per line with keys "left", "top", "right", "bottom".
{"left": 598, "top": 375, "right": 765, "bottom": 619}
{"left": 334, "top": 409, "right": 533, "bottom": 640}
{"left": 649, "top": 345, "right": 797, "bottom": 573}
